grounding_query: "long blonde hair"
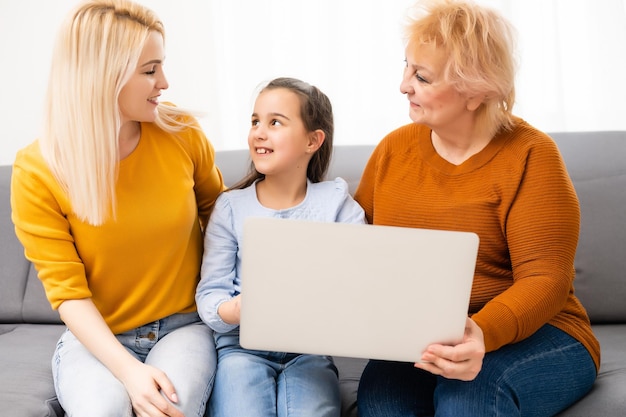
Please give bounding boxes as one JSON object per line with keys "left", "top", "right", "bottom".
{"left": 40, "top": 0, "right": 191, "bottom": 225}
{"left": 405, "top": 0, "right": 517, "bottom": 137}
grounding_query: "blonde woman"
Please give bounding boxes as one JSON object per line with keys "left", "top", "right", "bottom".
{"left": 10, "top": 1, "right": 224, "bottom": 416}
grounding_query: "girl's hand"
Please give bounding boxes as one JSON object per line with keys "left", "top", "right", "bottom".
{"left": 414, "top": 317, "right": 485, "bottom": 381}
{"left": 218, "top": 294, "right": 242, "bottom": 325}
{"left": 120, "top": 361, "right": 184, "bottom": 417}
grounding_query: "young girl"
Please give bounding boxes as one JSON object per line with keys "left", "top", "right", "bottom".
{"left": 196, "top": 77, "right": 365, "bottom": 416}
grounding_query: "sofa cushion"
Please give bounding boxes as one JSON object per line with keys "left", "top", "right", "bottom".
{"left": 551, "top": 132, "right": 626, "bottom": 323}
{"left": 335, "top": 356, "right": 367, "bottom": 417}
{"left": 555, "top": 324, "right": 626, "bottom": 416}
{"left": 0, "top": 323, "right": 65, "bottom": 417}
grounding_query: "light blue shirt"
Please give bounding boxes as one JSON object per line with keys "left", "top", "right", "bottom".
{"left": 196, "top": 177, "right": 366, "bottom": 333}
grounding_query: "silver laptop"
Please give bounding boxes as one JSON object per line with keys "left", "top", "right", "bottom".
{"left": 239, "top": 217, "right": 479, "bottom": 363}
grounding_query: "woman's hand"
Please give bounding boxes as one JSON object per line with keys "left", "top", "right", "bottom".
{"left": 119, "top": 361, "right": 184, "bottom": 417}
{"left": 414, "top": 317, "right": 485, "bottom": 381}
{"left": 58, "top": 299, "right": 184, "bottom": 416}
{"left": 218, "top": 294, "right": 242, "bottom": 325}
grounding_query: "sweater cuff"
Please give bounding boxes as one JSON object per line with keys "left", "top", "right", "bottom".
{"left": 471, "top": 301, "right": 519, "bottom": 352}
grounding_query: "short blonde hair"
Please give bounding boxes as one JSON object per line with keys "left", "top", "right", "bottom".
{"left": 404, "top": 0, "right": 517, "bottom": 137}
{"left": 40, "top": 0, "right": 190, "bottom": 225}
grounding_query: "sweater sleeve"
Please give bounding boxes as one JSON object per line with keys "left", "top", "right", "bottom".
{"left": 354, "top": 143, "right": 384, "bottom": 225}
{"left": 11, "top": 148, "right": 92, "bottom": 309}
{"left": 471, "top": 137, "right": 580, "bottom": 351}
{"left": 184, "top": 121, "right": 225, "bottom": 229}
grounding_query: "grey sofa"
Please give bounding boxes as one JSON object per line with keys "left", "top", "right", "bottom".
{"left": 1, "top": 131, "right": 625, "bottom": 416}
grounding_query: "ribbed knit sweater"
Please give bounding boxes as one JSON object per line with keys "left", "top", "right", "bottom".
{"left": 354, "top": 119, "right": 600, "bottom": 371}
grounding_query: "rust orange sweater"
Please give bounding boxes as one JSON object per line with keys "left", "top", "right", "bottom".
{"left": 354, "top": 119, "right": 600, "bottom": 371}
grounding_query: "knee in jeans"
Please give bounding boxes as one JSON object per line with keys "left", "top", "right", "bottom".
{"left": 62, "top": 385, "right": 132, "bottom": 417}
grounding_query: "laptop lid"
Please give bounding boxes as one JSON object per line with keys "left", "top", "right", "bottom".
{"left": 239, "top": 217, "right": 479, "bottom": 363}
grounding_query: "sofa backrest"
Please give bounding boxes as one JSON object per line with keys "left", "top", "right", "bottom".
{"left": 0, "top": 166, "right": 62, "bottom": 324}
{"left": 2, "top": 132, "right": 624, "bottom": 325}
{"left": 216, "top": 133, "right": 626, "bottom": 324}
{"left": 215, "top": 145, "right": 374, "bottom": 196}
{"left": 550, "top": 131, "right": 626, "bottom": 323}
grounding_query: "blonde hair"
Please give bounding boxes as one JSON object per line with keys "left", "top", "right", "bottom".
{"left": 404, "top": 0, "right": 517, "bottom": 137}
{"left": 40, "top": 0, "right": 192, "bottom": 225}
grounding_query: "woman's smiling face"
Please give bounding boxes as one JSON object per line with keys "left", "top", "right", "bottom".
{"left": 118, "top": 31, "right": 169, "bottom": 125}
{"left": 400, "top": 42, "right": 471, "bottom": 130}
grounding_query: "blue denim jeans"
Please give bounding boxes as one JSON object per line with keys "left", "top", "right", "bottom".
{"left": 209, "top": 329, "right": 341, "bottom": 417}
{"left": 52, "top": 312, "right": 216, "bottom": 417}
{"left": 357, "top": 324, "right": 596, "bottom": 417}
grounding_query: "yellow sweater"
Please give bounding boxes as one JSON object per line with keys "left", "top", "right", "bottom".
{"left": 11, "top": 122, "right": 224, "bottom": 334}
{"left": 354, "top": 119, "right": 600, "bottom": 371}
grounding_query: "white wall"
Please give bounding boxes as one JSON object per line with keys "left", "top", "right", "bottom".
{"left": 1, "top": 0, "right": 224, "bottom": 165}
{"left": 1, "top": 0, "right": 625, "bottom": 166}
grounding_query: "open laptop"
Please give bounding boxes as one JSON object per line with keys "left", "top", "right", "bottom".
{"left": 239, "top": 217, "right": 479, "bottom": 363}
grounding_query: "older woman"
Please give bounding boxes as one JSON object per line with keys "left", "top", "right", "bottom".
{"left": 355, "top": 0, "right": 600, "bottom": 416}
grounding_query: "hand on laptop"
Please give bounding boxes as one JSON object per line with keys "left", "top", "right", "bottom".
{"left": 413, "top": 317, "right": 485, "bottom": 381}
{"left": 218, "top": 295, "right": 242, "bottom": 325}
